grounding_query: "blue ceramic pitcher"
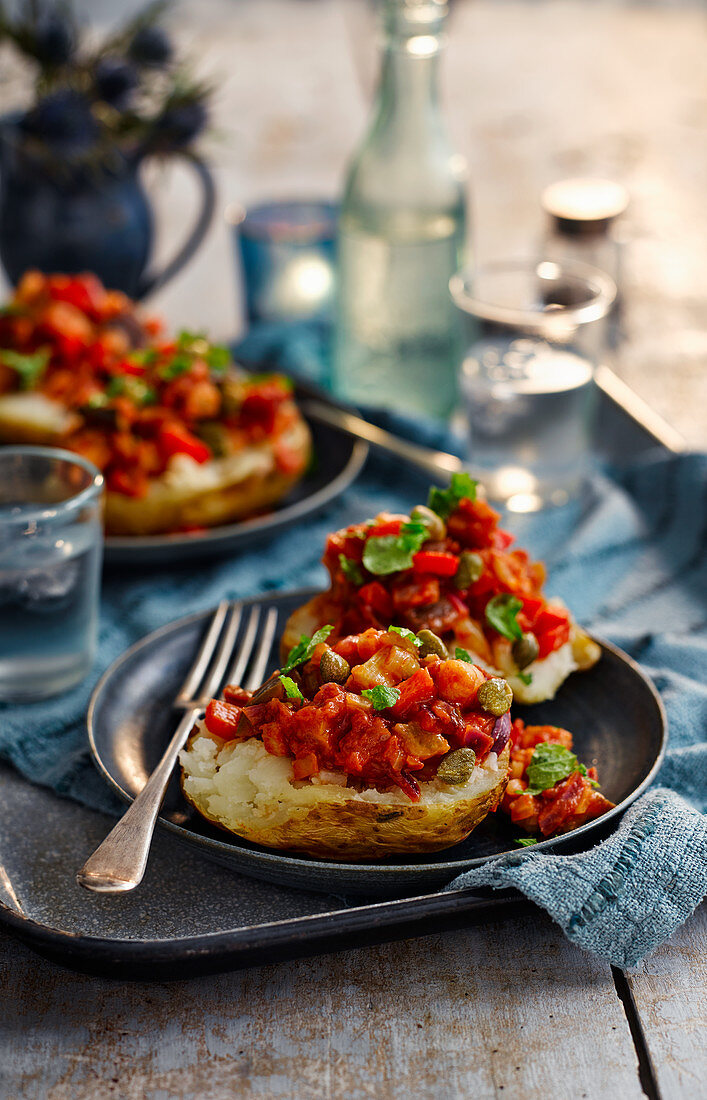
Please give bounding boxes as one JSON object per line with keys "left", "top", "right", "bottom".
{"left": 0, "top": 118, "right": 215, "bottom": 300}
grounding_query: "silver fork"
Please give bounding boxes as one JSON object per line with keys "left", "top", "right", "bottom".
{"left": 76, "top": 600, "right": 279, "bottom": 894}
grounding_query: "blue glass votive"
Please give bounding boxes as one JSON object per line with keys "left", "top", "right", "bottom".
{"left": 227, "top": 200, "right": 338, "bottom": 326}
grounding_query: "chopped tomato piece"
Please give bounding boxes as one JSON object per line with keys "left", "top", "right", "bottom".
{"left": 293, "top": 753, "right": 319, "bottom": 779}
{"left": 204, "top": 699, "right": 243, "bottom": 739}
{"left": 157, "top": 422, "right": 211, "bottom": 464}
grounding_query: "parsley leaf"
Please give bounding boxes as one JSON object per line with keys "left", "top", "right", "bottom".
{"left": 126, "top": 348, "right": 159, "bottom": 368}
{"left": 158, "top": 355, "right": 193, "bottom": 380}
{"left": 485, "top": 593, "right": 524, "bottom": 641}
{"left": 427, "top": 472, "right": 477, "bottom": 520}
{"left": 455, "top": 647, "right": 474, "bottom": 663}
{"left": 517, "top": 672, "right": 533, "bottom": 685}
{"left": 389, "top": 626, "right": 422, "bottom": 647}
{"left": 524, "top": 742, "right": 588, "bottom": 795}
{"left": 281, "top": 626, "right": 334, "bottom": 673}
{"left": 515, "top": 837, "right": 538, "bottom": 847}
{"left": 361, "top": 685, "right": 401, "bottom": 710}
{"left": 362, "top": 521, "right": 429, "bottom": 575}
{"left": 279, "top": 675, "right": 304, "bottom": 702}
{"left": 339, "top": 554, "right": 364, "bottom": 586}
{"left": 0, "top": 348, "right": 49, "bottom": 390}
{"left": 106, "top": 375, "right": 157, "bottom": 406}
{"left": 205, "top": 344, "right": 231, "bottom": 374}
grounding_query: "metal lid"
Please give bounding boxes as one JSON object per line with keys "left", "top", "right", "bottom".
{"left": 541, "top": 178, "right": 629, "bottom": 238}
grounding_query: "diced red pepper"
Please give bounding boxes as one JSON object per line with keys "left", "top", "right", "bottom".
{"left": 390, "top": 668, "right": 436, "bottom": 718}
{"left": 366, "top": 518, "right": 403, "bottom": 538}
{"left": 157, "top": 422, "right": 211, "bottom": 464}
{"left": 204, "top": 699, "right": 243, "bottom": 739}
{"left": 412, "top": 550, "right": 460, "bottom": 577}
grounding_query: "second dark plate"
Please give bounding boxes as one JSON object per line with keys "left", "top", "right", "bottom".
{"left": 88, "top": 588, "right": 667, "bottom": 897}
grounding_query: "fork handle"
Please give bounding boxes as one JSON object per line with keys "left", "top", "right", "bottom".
{"left": 76, "top": 709, "right": 199, "bottom": 893}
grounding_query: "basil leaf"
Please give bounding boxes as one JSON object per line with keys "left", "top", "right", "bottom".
{"left": 524, "top": 742, "right": 587, "bottom": 795}
{"left": 158, "top": 355, "right": 193, "bottom": 380}
{"left": 339, "top": 554, "right": 364, "bottom": 586}
{"left": 127, "top": 348, "right": 159, "bottom": 368}
{"left": 389, "top": 626, "right": 422, "bottom": 647}
{"left": 485, "top": 593, "right": 524, "bottom": 640}
{"left": 0, "top": 348, "right": 49, "bottom": 390}
{"left": 279, "top": 675, "right": 304, "bottom": 702}
{"left": 427, "top": 472, "right": 477, "bottom": 520}
{"left": 517, "top": 672, "right": 533, "bottom": 685}
{"left": 361, "top": 684, "right": 401, "bottom": 710}
{"left": 455, "top": 647, "right": 474, "bottom": 663}
{"left": 106, "top": 375, "right": 157, "bottom": 406}
{"left": 515, "top": 837, "right": 538, "bottom": 847}
{"left": 362, "top": 521, "right": 429, "bottom": 576}
{"left": 281, "top": 626, "right": 334, "bottom": 673}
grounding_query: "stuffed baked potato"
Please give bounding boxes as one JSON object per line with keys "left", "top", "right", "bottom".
{"left": 0, "top": 271, "right": 311, "bottom": 535}
{"left": 180, "top": 625, "right": 512, "bottom": 860}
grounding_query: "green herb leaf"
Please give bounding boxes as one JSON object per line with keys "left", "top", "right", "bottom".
{"left": 106, "top": 375, "right": 157, "bottom": 406}
{"left": 427, "top": 472, "right": 477, "bottom": 520}
{"left": 517, "top": 672, "right": 533, "bottom": 685}
{"left": 515, "top": 837, "right": 538, "bottom": 847}
{"left": 279, "top": 675, "right": 304, "bottom": 702}
{"left": 0, "top": 348, "right": 49, "bottom": 390}
{"left": 362, "top": 521, "right": 429, "bottom": 576}
{"left": 485, "top": 593, "right": 524, "bottom": 641}
{"left": 126, "top": 348, "right": 159, "bottom": 368}
{"left": 158, "top": 355, "right": 193, "bottom": 380}
{"left": 361, "top": 684, "right": 401, "bottom": 710}
{"left": 389, "top": 626, "right": 423, "bottom": 647}
{"left": 524, "top": 742, "right": 588, "bottom": 795}
{"left": 281, "top": 626, "right": 334, "bottom": 674}
{"left": 339, "top": 554, "right": 365, "bottom": 586}
{"left": 205, "top": 344, "right": 231, "bottom": 374}
{"left": 454, "top": 647, "right": 474, "bottom": 663}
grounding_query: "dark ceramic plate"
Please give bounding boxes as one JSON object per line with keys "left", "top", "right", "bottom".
{"left": 103, "top": 384, "right": 368, "bottom": 566}
{"left": 88, "top": 588, "right": 667, "bottom": 897}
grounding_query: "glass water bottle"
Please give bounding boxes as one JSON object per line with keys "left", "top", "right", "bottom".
{"left": 332, "top": 0, "right": 467, "bottom": 420}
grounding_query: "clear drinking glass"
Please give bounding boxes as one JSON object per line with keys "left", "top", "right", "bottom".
{"left": 0, "top": 447, "right": 104, "bottom": 701}
{"left": 450, "top": 259, "right": 616, "bottom": 512}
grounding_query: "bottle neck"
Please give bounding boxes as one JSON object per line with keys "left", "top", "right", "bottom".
{"left": 375, "top": 7, "right": 447, "bottom": 137}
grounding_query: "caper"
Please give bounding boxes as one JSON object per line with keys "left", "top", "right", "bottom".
{"left": 476, "top": 677, "right": 513, "bottom": 716}
{"left": 410, "top": 504, "right": 446, "bottom": 541}
{"left": 454, "top": 550, "right": 484, "bottom": 590}
{"left": 436, "top": 747, "right": 477, "bottom": 785}
{"left": 319, "top": 648, "right": 350, "bottom": 685}
{"left": 416, "top": 628, "right": 448, "bottom": 659}
{"left": 511, "top": 632, "right": 539, "bottom": 670}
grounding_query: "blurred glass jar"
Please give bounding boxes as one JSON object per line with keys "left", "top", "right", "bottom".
{"left": 227, "top": 200, "right": 338, "bottom": 326}
{"left": 541, "top": 178, "right": 628, "bottom": 311}
{"left": 450, "top": 259, "right": 616, "bottom": 512}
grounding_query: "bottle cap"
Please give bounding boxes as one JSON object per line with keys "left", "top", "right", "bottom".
{"left": 541, "top": 178, "right": 629, "bottom": 238}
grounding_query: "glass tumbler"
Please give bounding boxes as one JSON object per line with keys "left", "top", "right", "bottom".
{"left": 0, "top": 447, "right": 104, "bottom": 701}
{"left": 449, "top": 259, "right": 616, "bottom": 512}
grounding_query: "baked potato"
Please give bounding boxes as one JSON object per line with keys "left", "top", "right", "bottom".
{"left": 180, "top": 626, "right": 513, "bottom": 860}
{"left": 0, "top": 272, "right": 312, "bottom": 535}
{"left": 281, "top": 474, "right": 601, "bottom": 704}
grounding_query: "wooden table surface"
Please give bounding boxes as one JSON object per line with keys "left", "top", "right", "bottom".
{"left": 1, "top": 2, "right": 706, "bottom": 1098}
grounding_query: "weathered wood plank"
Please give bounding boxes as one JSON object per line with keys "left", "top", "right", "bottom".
{"left": 626, "top": 901, "right": 707, "bottom": 1100}
{"left": 2, "top": 910, "right": 644, "bottom": 1100}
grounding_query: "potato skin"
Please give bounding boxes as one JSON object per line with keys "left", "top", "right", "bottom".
{"left": 105, "top": 424, "right": 311, "bottom": 536}
{"left": 180, "top": 736, "right": 510, "bottom": 861}
{"left": 0, "top": 394, "right": 312, "bottom": 537}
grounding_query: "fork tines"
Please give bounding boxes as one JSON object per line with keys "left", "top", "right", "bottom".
{"left": 175, "top": 602, "right": 278, "bottom": 711}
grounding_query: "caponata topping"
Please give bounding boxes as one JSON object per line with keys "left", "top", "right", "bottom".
{"left": 454, "top": 550, "right": 484, "bottom": 590}
{"left": 319, "top": 648, "right": 351, "bottom": 685}
{"left": 415, "top": 628, "right": 447, "bottom": 659}
{"left": 476, "top": 677, "right": 513, "bottom": 716}
{"left": 436, "top": 747, "right": 477, "bottom": 784}
{"left": 410, "top": 504, "right": 446, "bottom": 541}
{"left": 511, "top": 632, "right": 539, "bottom": 670}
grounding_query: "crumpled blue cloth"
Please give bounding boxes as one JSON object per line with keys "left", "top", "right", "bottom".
{"left": 0, "top": 402, "right": 705, "bottom": 966}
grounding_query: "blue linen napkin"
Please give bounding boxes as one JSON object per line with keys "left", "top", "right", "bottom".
{"left": 0, "top": 403, "right": 705, "bottom": 967}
